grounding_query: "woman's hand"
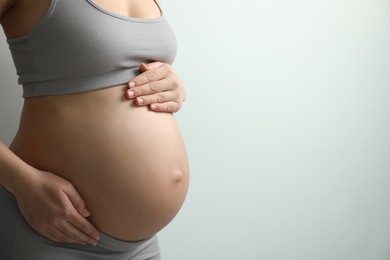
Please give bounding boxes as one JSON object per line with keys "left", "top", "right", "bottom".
{"left": 125, "top": 62, "right": 186, "bottom": 113}
{"left": 14, "top": 169, "right": 100, "bottom": 245}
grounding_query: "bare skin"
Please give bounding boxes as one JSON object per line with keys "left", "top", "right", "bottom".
{"left": 0, "top": 0, "right": 189, "bottom": 245}
{"left": 1, "top": 0, "right": 186, "bottom": 113}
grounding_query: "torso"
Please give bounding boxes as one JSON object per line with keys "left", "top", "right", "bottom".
{"left": 2, "top": 0, "right": 189, "bottom": 241}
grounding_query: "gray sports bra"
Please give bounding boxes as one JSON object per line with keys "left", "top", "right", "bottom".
{"left": 7, "top": 0, "right": 177, "bottom": 98}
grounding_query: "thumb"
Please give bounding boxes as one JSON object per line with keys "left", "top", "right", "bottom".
{"left": 139, "top": 61, "right": 163, "bottom": 72}
{"left": 139, "top": 63, "right": 150, "bottom": 73}
{"left": 63, "top": 184, "right": 91, "bottom": 218}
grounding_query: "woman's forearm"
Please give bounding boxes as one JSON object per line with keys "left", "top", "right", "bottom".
{"left": 0, "top": 140, "right": 34, "bottom": 195}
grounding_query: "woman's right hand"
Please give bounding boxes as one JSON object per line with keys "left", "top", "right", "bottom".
{"left": 13, "top": 169, "right": 100, "bottom": 245}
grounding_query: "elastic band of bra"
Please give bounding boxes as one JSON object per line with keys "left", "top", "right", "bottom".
{"left": 97, "top": 232, "right": 156, "bottom": 252}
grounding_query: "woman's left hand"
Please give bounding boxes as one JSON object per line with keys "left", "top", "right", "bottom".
{"left": 125, "top": 62, "right": 186, "bottom": 113}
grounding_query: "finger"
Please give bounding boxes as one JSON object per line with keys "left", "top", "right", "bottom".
{"left": 60, "top": 183, "right": 100, "bottom": 241}
{"left": 42, "top": 215, "right": 85, "bottom": 244}
{"left": 62, "top": 220, "right": 98, "bottom": 245}
{"left": 142, "top": 61, "right": 163, "bottom": 70}
{"left": 129, "top": 63, "right": 170, "bottom": 87}
{"left": 139, "top": 62, "right": 164, "bottom": 73}
{"left": 139, "top": 63, "right": 150, "bottom": 73}
{"left": 134, "top": 91, "right": 180, "bottom": 106}
{"left": 150, "top": 101, "right": 181, "bottom": 113}
{"left": 126, "top": 82, "right": 170, "bottom": 100}
{"left": 128, "top": 73, "right": 181, "bottom": 99}
{"left": 41, "top": 215, "right": 98, "bottom": 245}
{"left": 62, "top": 182, "right": 91, "bottom": 218}
{"left": 46, "top": 215, "right": 97, "bottom": 245}
{"left": 57, "top": 226, "right": 82, "bottom": 244}
{"left": 69, "top": 213, "right": 100, "bottom": 242}
{"left": 42, "top": 228, "right": 73, "bottom": 244}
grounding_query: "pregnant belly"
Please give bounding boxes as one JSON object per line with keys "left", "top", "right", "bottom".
{"left": 10, "top": 85, "right": 190, "bottom": 241}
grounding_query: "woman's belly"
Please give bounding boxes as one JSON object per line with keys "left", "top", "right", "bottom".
{"left": 9, "top": 85, "right": 189, "bottom": 241}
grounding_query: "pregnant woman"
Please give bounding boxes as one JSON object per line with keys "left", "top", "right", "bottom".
{"left": 0, "top": 0, "right": 189, "bottom": 259}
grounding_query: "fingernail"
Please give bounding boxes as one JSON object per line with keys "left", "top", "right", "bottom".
{"left": 129, "top": 81, "right": 136, "bottom": 88}
{"left": 127, "top": 90, "right": 135, "bottom": 98}
{"left": 83, "top": 209, "right": 91, "bottom": 217}
{"left": 137, "top": 98, "right": 144, "bottom": 104}
{"left": 150, "top": 104, "right": 158, "bottom": 110}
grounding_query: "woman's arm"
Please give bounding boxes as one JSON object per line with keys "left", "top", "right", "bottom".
{"left": 1, "top": 4, "right": 99, "bottom": 245}
{"left": 126, "top": 62, "right": 186, "bottom": 113}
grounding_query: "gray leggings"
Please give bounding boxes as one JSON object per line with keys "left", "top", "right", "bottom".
{"left": 0, "top": 186, "right": 161, "bottom": 260}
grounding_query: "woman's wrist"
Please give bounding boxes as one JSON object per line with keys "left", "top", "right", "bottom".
{"left": 1, "top": 162, "right": 36, "bottom": 197}
{"left": 0, "top": 141, "right": 36, "bottom": 196}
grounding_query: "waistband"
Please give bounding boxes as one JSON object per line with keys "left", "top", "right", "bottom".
{"left": 97, "top": 231, "right": 157, "bottom": 252}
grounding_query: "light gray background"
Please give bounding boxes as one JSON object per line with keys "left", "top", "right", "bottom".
{"left": 1, "top": 0, "right": 390, "bottom": 259}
